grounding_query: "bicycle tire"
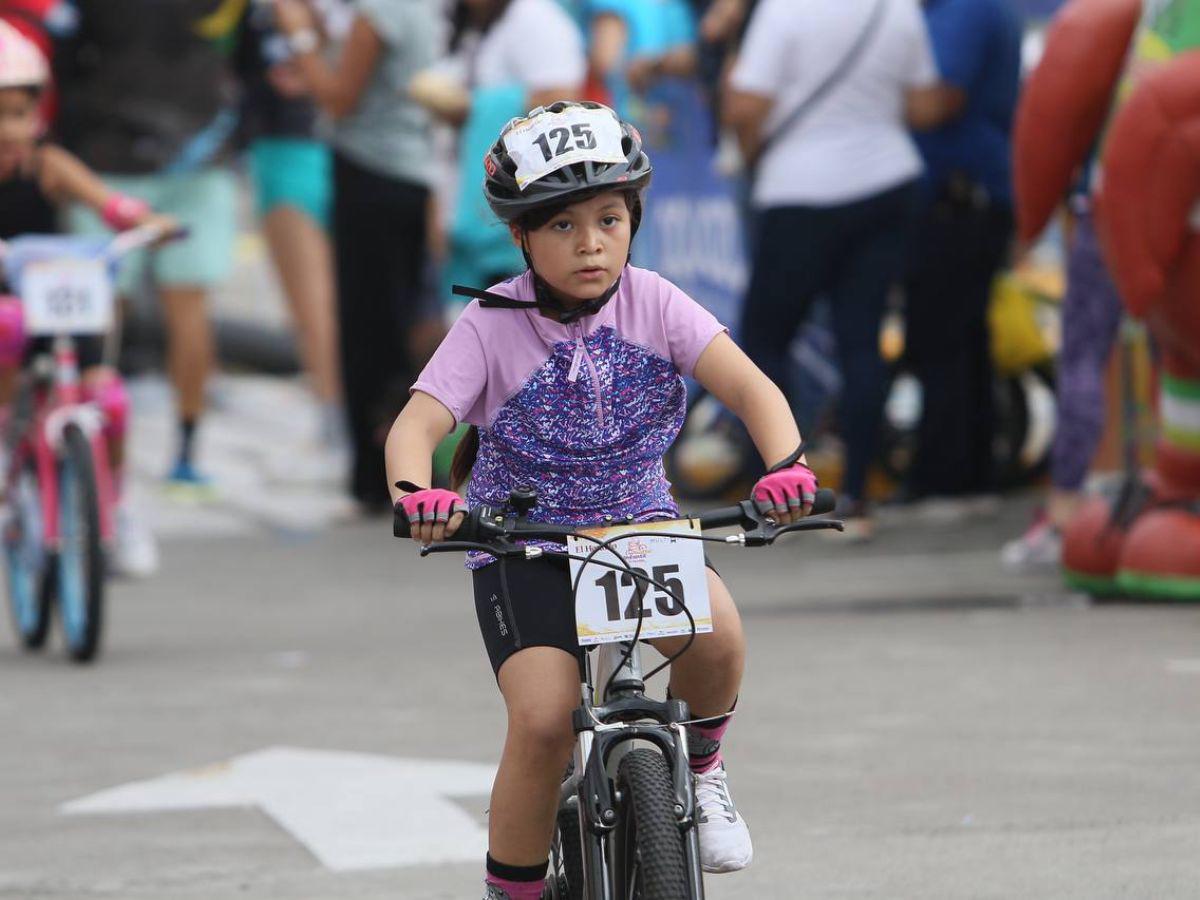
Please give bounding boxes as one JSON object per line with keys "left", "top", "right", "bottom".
{"left": 55, "top": 424, "right": 104, "bottom": 663}
{"left": 4, "top": 458, "right": 51, "bottom": 649}
{"left": 615, "top": 749, "right": 690, "bottom": 900}
{"left": 553, "top": 805, "right": 586, "bottom": 900}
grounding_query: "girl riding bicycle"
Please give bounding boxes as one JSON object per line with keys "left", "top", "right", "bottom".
{"left": 386, "top": 101, "right": 817, "bottom": 900}
{"left": 0, "top": 20, "right": 173, "bottom": 576}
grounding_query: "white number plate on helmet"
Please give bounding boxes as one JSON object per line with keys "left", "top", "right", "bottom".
{"left": 21, "top": 258, "right": 114, "bottom": 336}
{"left": 568, "top": 519, "right": 712, "bottom": 646}
{"left": 503, "top": 106, "right": 626, "bottom": 191}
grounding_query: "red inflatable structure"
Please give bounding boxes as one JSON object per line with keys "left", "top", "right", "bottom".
{"left": 1014, "top": 0, "right": 1200, "bottom": 600}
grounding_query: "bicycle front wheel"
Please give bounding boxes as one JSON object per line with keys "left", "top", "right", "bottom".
{"left": 55, "top": 423, "right": 104, "bottom": 662}
{"left": 4, "top": 457, "right": 51, "bottom": 649}
{"left": 615, "top": 749, "right": 690, "bottom": 900}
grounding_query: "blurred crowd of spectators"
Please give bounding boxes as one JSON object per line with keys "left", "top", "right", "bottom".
{"left": 4, "top": 0, "right": 1039, "bottom": 536}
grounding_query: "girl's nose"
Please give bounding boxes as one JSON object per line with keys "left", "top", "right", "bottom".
{"left": 577, "top": 226, "right": 603, "bottom": 253}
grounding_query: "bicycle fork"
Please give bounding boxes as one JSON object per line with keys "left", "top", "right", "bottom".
{"left": 565, "top": 642, "right": 706, "bottom": 898}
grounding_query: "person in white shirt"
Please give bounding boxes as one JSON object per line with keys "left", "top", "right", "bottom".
{"left": 724, "top": 0, "right": 958, "bottom": 538}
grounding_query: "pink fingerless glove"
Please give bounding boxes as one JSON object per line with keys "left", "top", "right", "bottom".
{"left": 396, "top": 488, "right": 467, "bottom": 524}
{"left": 101, "top": 194, "right": 150, "bottom": 231}
{"left": 752, "top": 463, "right": 818, "bottom": 515}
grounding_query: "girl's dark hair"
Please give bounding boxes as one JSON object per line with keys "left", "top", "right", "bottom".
{"left": 449, "top": 425, "right": 480, "bottom": 492}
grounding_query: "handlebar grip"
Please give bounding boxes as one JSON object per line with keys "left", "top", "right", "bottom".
{"left": 811, "top": 488, "right": 836, "bottom": 516}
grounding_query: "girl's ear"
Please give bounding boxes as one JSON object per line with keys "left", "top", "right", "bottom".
{"left": 508, "top": 223, "right": 523, "bottom": 247}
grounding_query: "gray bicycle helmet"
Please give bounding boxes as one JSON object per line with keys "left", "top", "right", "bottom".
{"left": 483, "top": 100, "right": 652, "bottom": 231}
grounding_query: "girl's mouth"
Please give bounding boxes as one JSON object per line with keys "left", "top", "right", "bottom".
{"left": 576, "top": 267, "right": 607, "bottom": 280}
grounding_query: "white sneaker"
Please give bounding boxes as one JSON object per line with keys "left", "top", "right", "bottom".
{"left": 1001, "top": 512, "right": 1062, "bottom": 571}
{"left": 112, "top": 505, "right": 160, "bottom": 578}
{"left": 694, "top": 763, "right": 753, "bottom": 873}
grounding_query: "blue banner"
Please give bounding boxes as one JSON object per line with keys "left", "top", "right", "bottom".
{"left": 631, "top": 79, "right": 748, "bottom": 330}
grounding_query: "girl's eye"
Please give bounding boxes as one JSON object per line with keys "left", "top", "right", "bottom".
{"left": 551, "top": 220, "right": 573, "bottom": 232}
{"left": 601, "top": 216, "right": 620, "bottom": 227}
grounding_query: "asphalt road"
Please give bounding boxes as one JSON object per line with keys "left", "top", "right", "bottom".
{"left": 2, "top": 490, "right": 1198, "bottom": 899}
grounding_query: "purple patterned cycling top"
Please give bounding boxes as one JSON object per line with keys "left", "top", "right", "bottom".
{"left": 411, "top": 265, "right": 726, "bottom": 568}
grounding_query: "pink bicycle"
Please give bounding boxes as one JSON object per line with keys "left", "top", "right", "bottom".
{"left": 0, "top": 224, "right": 180, "bottom": 662}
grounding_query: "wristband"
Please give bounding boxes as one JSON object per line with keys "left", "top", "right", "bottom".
{"left": 101, "top": 194, "right": 150, "bottom": 232}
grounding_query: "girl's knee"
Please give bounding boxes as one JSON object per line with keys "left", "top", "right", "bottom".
{"left": 83, "top": 371, "right": 129, "bottom": 440}
{"left": 507, "top": 700, "right": 576, "bottom": 757}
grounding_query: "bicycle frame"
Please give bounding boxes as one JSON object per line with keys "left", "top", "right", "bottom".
{"left": 6, "top": 335, "right": 116, "bottom": 549}
{"left": 0, "top": 224, "right": 176, "bottom": 551}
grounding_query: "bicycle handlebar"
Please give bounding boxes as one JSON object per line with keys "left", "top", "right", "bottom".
{"left": 393, "top": 487, "right": 841, "bottom": 550}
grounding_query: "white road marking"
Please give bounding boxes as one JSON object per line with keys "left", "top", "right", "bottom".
{"left": 62, "top": 746, "right": 496, "bottom": 871}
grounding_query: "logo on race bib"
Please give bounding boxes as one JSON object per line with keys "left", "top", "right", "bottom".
{"left": 503, "top": 106, "right": 626, "bottom": 190}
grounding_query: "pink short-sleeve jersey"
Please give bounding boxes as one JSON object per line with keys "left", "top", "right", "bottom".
{"left": 410, "top": 265, "right": 727, "bottom": 565}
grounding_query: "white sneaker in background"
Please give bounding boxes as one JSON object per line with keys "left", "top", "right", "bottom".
{"left": 1001, "top": 512, "right": 1062, "bottom": 571}
{"left": 112, "top": 504, "right": 160, "bottom": 578}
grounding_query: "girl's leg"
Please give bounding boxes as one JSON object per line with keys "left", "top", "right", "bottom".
{"left": 488, "top": 646, "right": 581, "bottom": 895}
{"left": 651, "top": 570, "right": 753, "bottom": 872}
{"left": 81, "top": 366, "right": 128, "bottom": 479}
{"left": 651, "top": 570, "right": 744, "bottom": 719}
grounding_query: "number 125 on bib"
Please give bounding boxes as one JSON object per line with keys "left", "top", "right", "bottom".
{"left": 568, "top": 520, "right": 712, "bottom": 646}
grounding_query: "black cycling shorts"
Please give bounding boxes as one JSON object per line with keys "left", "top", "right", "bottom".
{"left": 472, "top": 553, "right": 718, "bottom": 678}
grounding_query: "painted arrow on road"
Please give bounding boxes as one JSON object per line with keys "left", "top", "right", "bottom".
{"left": 61, "top": 746, "right": 497, "bottom": 871}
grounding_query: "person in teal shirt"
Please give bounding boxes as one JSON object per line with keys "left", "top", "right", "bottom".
{"left": 586, "top": 0, "right": 698, "bottom": 121}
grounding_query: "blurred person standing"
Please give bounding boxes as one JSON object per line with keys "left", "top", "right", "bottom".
{"left": 56, "top": 0, "right": 239, "bottom": 495}
{"left": 587, "top": 0, "right": 698, "bottom": 121}
{"left": 903, "top": 0, "right": 1022, "bottom": 514}
{"left": 271, "top": 0, "right": 438, "bottom": 514}
{"left": 725, "top": 0, "right": 950, "bottom": 538}
{"left": 235, "top": 2, "right": 345, "bottom": 466}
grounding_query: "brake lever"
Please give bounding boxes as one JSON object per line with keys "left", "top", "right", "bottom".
{"left": 740, "top": 517, "right": 845, "bottom": 547}
{"left": 418, "top": 539, "right": 526, "bottom": 558}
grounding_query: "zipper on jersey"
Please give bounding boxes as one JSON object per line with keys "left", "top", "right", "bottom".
{"left": 568, "top": 324, "right": 605, "bottom": 425}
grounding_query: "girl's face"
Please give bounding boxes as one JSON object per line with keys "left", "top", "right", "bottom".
{"left": 513, "top": 191, "right": 632, "bottom": 307}
{"left": 0, "top": 88, "right": 40, "bottom": 176}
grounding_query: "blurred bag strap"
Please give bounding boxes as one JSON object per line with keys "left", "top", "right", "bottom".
{"left": 753, "top": 0, "right": 886, "bottom": 166}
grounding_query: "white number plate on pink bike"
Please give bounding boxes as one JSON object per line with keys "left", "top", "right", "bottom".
{"left": 22, "top": 259, "right": 114, "bottom": 336}
{"left": 568, "top": 520, "right": 712, "bottom": 646}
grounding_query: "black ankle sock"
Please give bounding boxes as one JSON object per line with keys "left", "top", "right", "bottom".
{"left": 178, "top": 418, "right": 196, "bottom": 467}
{"left": 486, "top": 854, "right": 548, "bottom": 883}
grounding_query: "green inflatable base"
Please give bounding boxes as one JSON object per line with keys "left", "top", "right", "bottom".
{"left": 1062, "top": 569, "right": 1122, "bottom": 598}
{"left": 1116, "top": 570, "right": 1200, "bottom": 602}
{"left": 1064, "top": 567, "right": 1200, "bottom": 601}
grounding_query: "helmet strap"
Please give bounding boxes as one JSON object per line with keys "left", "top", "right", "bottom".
{"left": 518, "top": 232, "right": 623, "bottom": 324}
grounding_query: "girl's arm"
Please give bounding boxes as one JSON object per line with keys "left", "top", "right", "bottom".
{"left": 273, "top": 0, "right": 381, "bottom": 120}
{"left": 36, "top": 146, "right": 175, "bottom": 232}
{"left": 692, "top": 333, "right": 809, "bottom": 522}
{"left": 385, "top": 391, "right": 462, "bottom": 543}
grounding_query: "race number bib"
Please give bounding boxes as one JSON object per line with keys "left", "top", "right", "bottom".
{"left": 568, "top": 520, "right": 712, "bottom": 646}
{"left": 21, "top": 259, "right": 113, "bottom": 336}
{"left": 503, "top": 106, "right": 626, "bottom": 190}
